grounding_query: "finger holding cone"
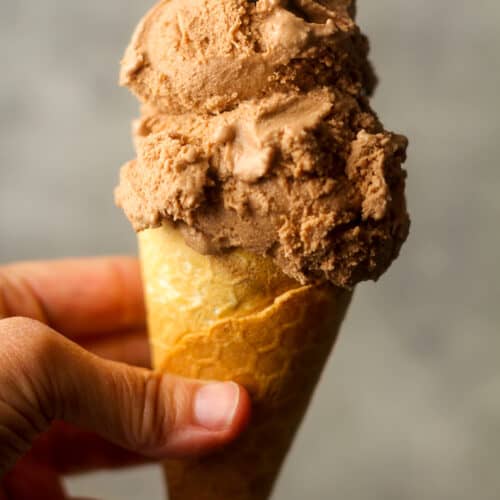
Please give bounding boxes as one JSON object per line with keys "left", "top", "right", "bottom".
{"left": 140, "top": 224, "right": 352, "bottom": 499}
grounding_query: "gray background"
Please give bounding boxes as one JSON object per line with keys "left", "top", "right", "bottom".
{"left": 1, "top": 1, "right": 500, "bottom": 499}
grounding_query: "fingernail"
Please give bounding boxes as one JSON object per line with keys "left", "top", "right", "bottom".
{"left": 193, "top": 382, "right": 240, "bottom": 430}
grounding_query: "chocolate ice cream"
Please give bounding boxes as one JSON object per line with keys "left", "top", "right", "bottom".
{"left": 116, "top": 0, "right": 409, "bottom": 288}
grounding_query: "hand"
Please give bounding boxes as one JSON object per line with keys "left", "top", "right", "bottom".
{"left": 0, "top": 257, "right": 251, "bottom": 499}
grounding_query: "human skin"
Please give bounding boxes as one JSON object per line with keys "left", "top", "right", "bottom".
{"left": 0, "top": 257, "right": 251, "bottom": 499}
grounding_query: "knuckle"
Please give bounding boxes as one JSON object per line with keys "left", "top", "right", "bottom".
{"left": 1, "top": 315, "right": 43, "bottom": 331}
{"left": 0, "top": 317, "right": 56, "bottom": 363}
{"left": 0, "top": 319, "right": 54, "bottom": 468}
{"left": 0, "top": 266, "right": 47, "bottom": 322}
{"left": 128, "top": 373, "right": 175, "bottom": 450}
{"left": 0, "top": 316, "right": 59, "bottom": 420}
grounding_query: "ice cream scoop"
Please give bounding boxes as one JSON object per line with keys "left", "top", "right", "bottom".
{"left": 120, "top": 0, "right": 368, "bottom": 114}
{"left": 116, "top": 0, "right": 409, "bottom": 289}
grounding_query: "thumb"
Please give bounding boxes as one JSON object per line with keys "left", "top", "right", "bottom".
{"left": 0, "top": 317, "right": 251, "bottom": 475}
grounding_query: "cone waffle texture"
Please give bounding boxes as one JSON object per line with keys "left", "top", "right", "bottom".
{"left": 139, "top": 224, "right": 352, "bottom": 500}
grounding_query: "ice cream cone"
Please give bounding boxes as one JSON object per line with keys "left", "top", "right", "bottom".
{"left": 139, "top": 223, "right": 352, "bottom": 500}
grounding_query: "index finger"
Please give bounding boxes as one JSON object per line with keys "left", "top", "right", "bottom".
{"left": 0, "top": 257, "right": 146, "bottom": 337}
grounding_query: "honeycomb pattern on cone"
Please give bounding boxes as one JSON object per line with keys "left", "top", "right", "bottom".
{"left": 139, "top": 224, "right": 352, "bottom": 500}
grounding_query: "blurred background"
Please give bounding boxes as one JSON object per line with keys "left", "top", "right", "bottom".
{"left": 1, "top": 0, "right": 499, "bottom": 498}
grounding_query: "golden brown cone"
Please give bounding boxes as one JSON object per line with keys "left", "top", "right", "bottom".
{"left": 139, "top": 224, "right": 352, "bottom": 500}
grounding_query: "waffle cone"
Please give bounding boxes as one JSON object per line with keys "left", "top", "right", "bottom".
{"left": 139, "top": 224, "right": 352, "bottom": 500}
